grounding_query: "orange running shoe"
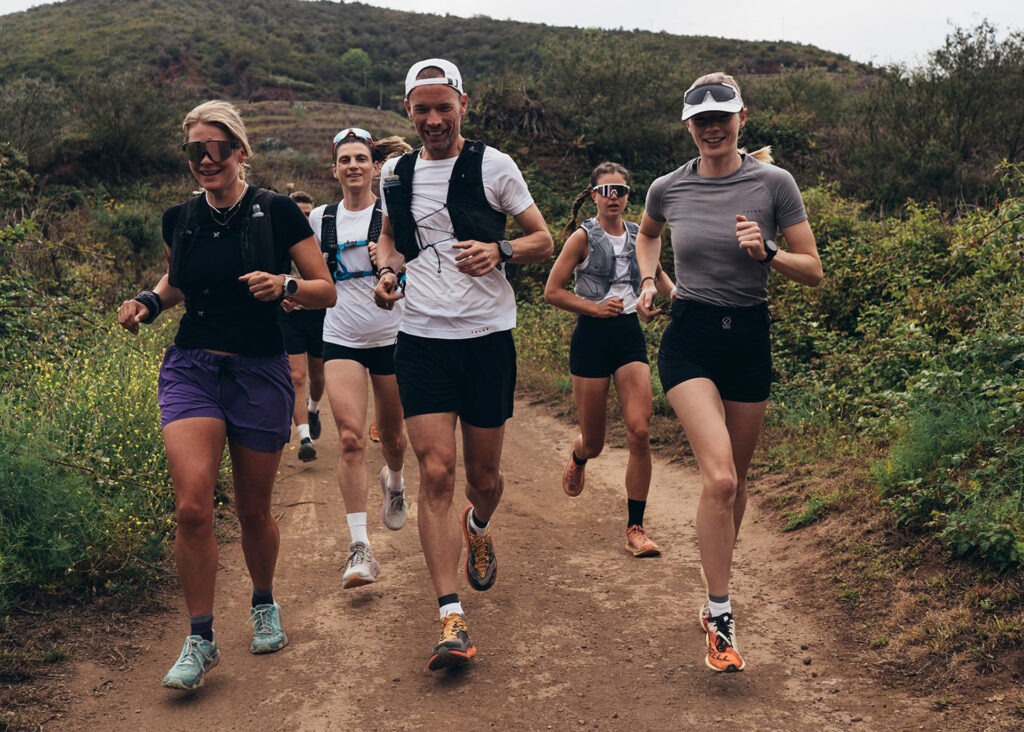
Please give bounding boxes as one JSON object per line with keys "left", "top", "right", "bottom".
{"left": 462, "top": 506, "right": 497, "bottom": 591}
{"left": 625, "top": 524, "right": 661, "bottom": 557}
{"left": 368, "top": 421, "right": 381, "bottom": 443}
{"left": 562, "top": 452, "right": 585, "bottom": 497}
{"left": 705, "top": 612, "right": 745, "bottom": 672}
{"left": 427, "top": 613, "right": 477, "bottom": 671}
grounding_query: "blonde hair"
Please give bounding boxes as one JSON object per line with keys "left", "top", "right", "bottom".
{"left": 182, "top": 100, "right": 253, "bottom": 177}
{"left": 686, "top": 72, "right": 773, "bottom": 164}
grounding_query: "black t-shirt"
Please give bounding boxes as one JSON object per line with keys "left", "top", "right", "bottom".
{"left": 162, "top": 188, "right": 313, "bottom": 356}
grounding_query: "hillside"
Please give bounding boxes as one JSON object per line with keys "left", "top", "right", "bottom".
{"left": 0, "top": 0, "right": 863, "bottom": 109}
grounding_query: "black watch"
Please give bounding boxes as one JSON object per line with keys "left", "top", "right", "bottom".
{"left": 761, "top": 239, "right": 778, "bottom": 264}
{"left": 283, "top": 275, "right": 298, "bottom": 296}
{"left": 497, "top": 239, "right": 514, "bottom": 263}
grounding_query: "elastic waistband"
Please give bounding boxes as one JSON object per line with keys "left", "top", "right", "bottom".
{"left": 170, "top": 346, "right": 286, "bottom": 368}
{"left": 672, "top": 299, "right": 768, "bottom": 317}
{"left": 578, "top": 311, "right": 639, "bottom": 324}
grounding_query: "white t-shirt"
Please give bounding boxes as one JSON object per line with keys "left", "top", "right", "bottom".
{"left": 574, "top": 228, "right": 638, "bottom": 314}
{"left": 379, "top": 145, "right": 534, "bottom": 339}
{"left": 310, "top": 201, "right": 404, "bottom": 349}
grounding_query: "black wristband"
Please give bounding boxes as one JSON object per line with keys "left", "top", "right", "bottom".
{"left": 133, "top": 290, "right": 162, "bottom": 324}
{"left": 376, "top": 265, "right": 397, "bottom": 280}
{"left": 640, "top": 275, "right": 656, "bottom": 286}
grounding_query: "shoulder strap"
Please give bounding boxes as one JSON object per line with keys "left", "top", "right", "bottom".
{"left": 168, "top": 194, "right": 204, "bottom": 288}
{"left": 320, "top": 203, "right": 340, "bottom": 277}
{"left": 239, "top": 188, "right": 276, "bottom": 275}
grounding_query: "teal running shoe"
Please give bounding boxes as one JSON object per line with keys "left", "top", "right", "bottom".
{"left": 162, "top": 633, "right": 219, "bottom": 690}
{"left": 250, "top": 603, "right": 288, "bottom": 654}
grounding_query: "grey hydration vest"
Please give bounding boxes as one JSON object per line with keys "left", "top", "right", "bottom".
{"left": 573, "top": 218, "right": 641, "bottom": 300}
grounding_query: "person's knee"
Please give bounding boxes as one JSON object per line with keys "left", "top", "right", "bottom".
{"left": 578, "top": 436, "right": 604, "bottom": 459}
{"left": 338, "top": 427, "right": 365, "bottom": 460}
{"left": 625, "top": 420, "right": 650, "bottom": 454}
{"left": 176, "top": 496, "right": 214, "bottom": 534}
{"left": 466, "top": 464, "right": 502, "bottom": 496}
{"left": 419, "top": 454, "right": 455, "bottom": 501}
{"left": 704, "top": 471, "right": 738, "bottom": 506}
{"left": 380, "top": 427, "right": 405, "bottom": 458}
{"left": 291, "top": 369, "right": 307, "bottom": 391}
{"left": 236, "top": 500, "right": 272, "bottom": 529}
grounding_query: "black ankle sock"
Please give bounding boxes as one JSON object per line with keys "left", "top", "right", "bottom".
{"left": 572, "top": 450, "right": 587, "bottom": 466}
{"left": 627, "top": 498, "right": 646, "bottom": 527}
{"left": 190, "top": 613, "right": 214, "bottom": 641}
{"left": 252, "top": 586, "right": 274, "bottom": 608}
{"left": 437, "top": 593, "right": 459, "bottom": 608}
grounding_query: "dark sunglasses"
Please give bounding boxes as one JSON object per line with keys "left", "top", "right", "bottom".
{"left": 592, "top": 183, "right": 630, "bottom": 198}
{"left": 683, "top": 83, "right": 739, "bottom": 106}
{"left": 181, "top": 139, "right": 241, "bottom": 163}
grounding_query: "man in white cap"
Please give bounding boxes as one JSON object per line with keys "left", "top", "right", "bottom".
{"left": 373, "top": 58, "right": 553, "bottom": 671}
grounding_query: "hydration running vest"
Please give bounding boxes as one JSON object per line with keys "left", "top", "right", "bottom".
{"left": 381, "top": 140, "right": 506, "bottom": 263}
{"left": 169, "top": 187, "right": 277, "bottom": 291}
{"left": 319, "top": 199, "right": 383, "bottom": 281}
{"left": 573, "top": 218, "right": 642, "bottom": 300}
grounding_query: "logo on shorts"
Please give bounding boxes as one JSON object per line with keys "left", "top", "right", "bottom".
{"left": 721, "top": 317, "right": 732, "bottom": 330}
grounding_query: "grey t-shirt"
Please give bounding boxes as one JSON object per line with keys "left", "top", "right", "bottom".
{"left": 645, "top": 154, "right": 807, "bottom": 306}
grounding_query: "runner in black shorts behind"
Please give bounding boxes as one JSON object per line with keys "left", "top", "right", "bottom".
{"left": 544, "top": 161, "right": 675, "bottom": 558}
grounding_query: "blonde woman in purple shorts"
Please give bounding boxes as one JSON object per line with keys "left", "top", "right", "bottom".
{"left": 117, "top": 101, "right": 335, "bottom": 690}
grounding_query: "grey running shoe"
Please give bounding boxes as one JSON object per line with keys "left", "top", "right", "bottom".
{"left": 308, "top": 410, "right": 322, "bottom": 440}
{"left": 380, "top": 466, "right": 408, "bottom": 531}
{"left": 342, "top": 541, "right": 381, "bottom": 588}
{"left": 298, "top": 437, "right": 316, "bottom": 462}
{"left": 250, "top": 603, "right": 288, "bottom": 654}
{"left": 162, "top": 633, "right": 220, "bottom": 690}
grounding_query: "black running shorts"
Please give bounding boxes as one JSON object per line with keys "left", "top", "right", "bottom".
{"left": 322, "top": 341, "right": 396, "bottom": 376}
{"left": 394, "top": 330, "right": 516, "bottom": 428}
{"left": 278, "top": 308, "right": 325, "bottom": 358}
{"left": 569, "top": 312, "right": 649, "bottom": 379}
{"left": 657, "top": 299, "right": 772, "bottom": 403}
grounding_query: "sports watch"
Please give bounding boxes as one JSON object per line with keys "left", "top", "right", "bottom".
{"left": 283, "top": 275, "right": 298, "bottom": 296}
{"left": 761, "top": 239, "right": 778, "bottom": 264}
{"left": 497, "top": 239, "right": 514, "bottom": 263}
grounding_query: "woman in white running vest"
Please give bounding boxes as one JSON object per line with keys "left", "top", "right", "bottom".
{"left": 308, "top": 129, "right": 412, "bottom": 590}
{"left": 544, "top": 162, "right": 674, "bottom": 558}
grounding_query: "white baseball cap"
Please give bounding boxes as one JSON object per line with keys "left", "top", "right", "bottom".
{"left": 405, "top": 58, "right": 465, "bottom": 98}
{"left": 681, "top": 82, "right": 744, "bottom": 121}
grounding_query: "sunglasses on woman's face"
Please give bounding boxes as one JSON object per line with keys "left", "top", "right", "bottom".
{"left": 592, "top": 183, "right": 630, "bottom": 198}
{"left": 683, "top": 83, "right": 739, "bottom": 105}
{"left": 182, "top": 139, "right": 241, "bottom": 163}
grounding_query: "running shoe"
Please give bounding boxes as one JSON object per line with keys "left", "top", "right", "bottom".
{"left": 625, "top": 524, "right": 662, "bottom": 557}
{"left": 298, "top": 437, "right": 316, "bottom": 462}
{"left": 368, "top": 421, "right": 381, "bottom": 443}
{"left": 462, "top": 505, "right": 497, "bottom": 591}
{"left": 562, "top": 451, "right": 585, "bottom": 497}
{"left": 162, "top": 633, "right": 220, "bottom": 689}
{"left": 342, "top": 541, "right": 381, "bottom": 588}
{"left": 379, "top": 466, "right": 408, "bottom": 531}
{"left": 427, "top": 613, "right": 477, "bottom": 671}
{"left": 705, "top": 612, "right": 745, "bottom": 672}
{"left": 250, "top": 603, "right": 288, "bottom": 654}
{"left": 698, "top": 565, "right": 710, "bottom": 634}
{"left": 308, "top": 410, "right": 322, "bottom": 440}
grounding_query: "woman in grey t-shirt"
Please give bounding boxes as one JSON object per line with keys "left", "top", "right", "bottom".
{"left": 635, "top": 72, "right": 824, "bottom": 673}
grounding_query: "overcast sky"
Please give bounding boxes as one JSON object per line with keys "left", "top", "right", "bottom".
{"left": 1, "top": 0, "right": 1022, "bottom": 67}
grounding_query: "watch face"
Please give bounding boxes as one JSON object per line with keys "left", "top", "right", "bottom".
{"left": 285, "top": 277, "right": 298, "bottom": 294}
{"left": 499, "top": 240, "right": 513, "bottom": 260}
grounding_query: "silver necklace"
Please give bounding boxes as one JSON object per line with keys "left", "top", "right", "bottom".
{"left": 206, "top": 182, "right": 248, "bottom": 227}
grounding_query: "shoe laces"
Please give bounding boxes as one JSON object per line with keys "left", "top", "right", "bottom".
{"left": 467, "top": 530, "right": 492, "bottom": 575}
{"left": 440, "top": 613, "right": 468, "bottom": 641}
{"left": 710, "top": 612, "right": 736, "bottom": 650}
{"left": 386, "top": 488, "right": 407, "bottom": 514}
{"left": 250, "top": 605, "right": 274, "bottom": 635}
{"left": 178, "top": 636, "right": 207, "bottom": 667}
{"left": 627, "top": 524, "right": 649, "bottom": 545}
{"left": 347, "top": 543, "right": 371, "bottom": 569}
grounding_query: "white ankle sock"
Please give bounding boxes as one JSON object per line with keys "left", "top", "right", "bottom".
{"left": 307, "top": 398, "right": 320, "bottom": 413}
{"left": 439, "top": 601, "right": 464, "bottom": 619}
{"left": 297, "top": 424, "right": 311, "bottom": 441}
{"left": 386, "top": 466, "right": 404, "bottom": 491}
{"left": 708, "top": 597, "right": 732, "bottom": 618}
{"left": 468, "top": 509, "right": 489, "bottom": 537}
{"left": 346, "top": 512, "right": 369, "bottom": 545}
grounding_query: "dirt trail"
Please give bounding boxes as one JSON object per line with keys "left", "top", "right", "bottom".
{"left": 58, "top": 396, "right": 944, "bottom": 731}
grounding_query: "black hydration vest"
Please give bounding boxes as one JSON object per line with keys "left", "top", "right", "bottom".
{"left": 381, "top": 140, "right": 507, "bottom": 263}
{"left": 168, "top": 187, "right": 277, "bottom": 288}
{"left": 319, "top": 199, "right": 383, "bottom": 281}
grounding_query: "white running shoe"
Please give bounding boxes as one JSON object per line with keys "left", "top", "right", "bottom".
{"left": 342, "top": 541, "right": 381, "bottom": 588}
{"left": 380, "top": 466, "right": 408, "bottom": 531}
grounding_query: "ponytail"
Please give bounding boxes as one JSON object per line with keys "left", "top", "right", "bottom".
{"left": 560, "top": 188, "right": 593, "bottom": 241}
{"left": 742, "top": 145, "right": 774, "bottom": 164}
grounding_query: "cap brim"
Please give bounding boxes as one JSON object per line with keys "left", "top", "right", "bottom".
{"left": 681, "top": 98, "right": 744, "bottom": 121}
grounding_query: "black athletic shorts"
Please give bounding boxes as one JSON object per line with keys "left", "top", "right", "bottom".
{"left": 278, "top": 308, "right": 325, "bottom": 358}
{"left": 657, "top": 299, "right": 772, "bottom": 403}
{"left": 394, "top": 330, "right": 516, "bottom": 428}
{"left": 569, "top": 312, "right": 649, "bottom": 378}
{"left": 322, "top": 341, "right": 396, "bottom": 376}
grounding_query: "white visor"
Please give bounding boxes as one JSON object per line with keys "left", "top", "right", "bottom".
{"left": 681, "top": 83, "right": 744, "bottom": 121}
